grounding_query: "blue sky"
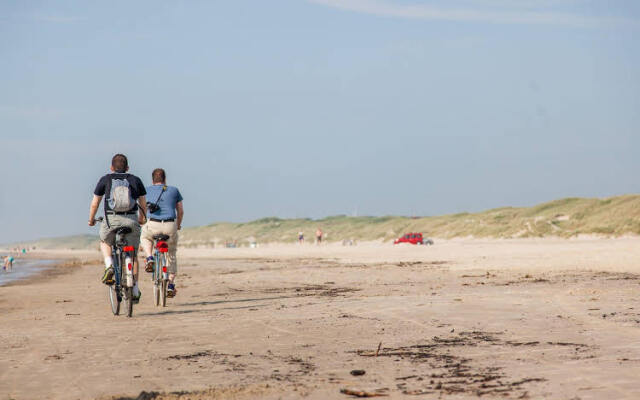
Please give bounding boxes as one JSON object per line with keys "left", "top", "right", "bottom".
{"left": 1, "top": 0, "right": 639, "bottom": 243}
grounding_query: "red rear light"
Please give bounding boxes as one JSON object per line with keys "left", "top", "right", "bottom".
{"left": 127, "top": 263, "right": 132, "bottom": 271}
{"left": 159, "top": 247, "right": 168, "bottom": 253}
{"left": 156, "top": 241, "right": 168, "bottom": 249}
{"left": 123, "top": 246, "right": 134, "bottom": 252}
{"left": 162, "top": 266, "right": 167, "bottom": 273}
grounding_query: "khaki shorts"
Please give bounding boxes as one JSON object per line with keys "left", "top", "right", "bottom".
{"left": 141, "top": 220, "right": 179, "bottom": 274}
{"left": 99, "top": 214, "right": 141, "bottom": 249}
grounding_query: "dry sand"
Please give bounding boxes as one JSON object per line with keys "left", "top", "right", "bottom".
{"left": 2, "top": 237, "right": 640, "bottom": 399}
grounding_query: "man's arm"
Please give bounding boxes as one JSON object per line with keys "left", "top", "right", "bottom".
{"left": 176, "top": 201, "right": 184, "bottom": 230}
{"left": 88, "top": 195, "right": 102, "bottom": 226}
{"left": 137, "top": 195, "right": 147, "bottom": 225}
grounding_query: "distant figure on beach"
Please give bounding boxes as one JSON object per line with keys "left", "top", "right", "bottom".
{"left": 88, "top": 154, "right": 147, "bottom": 302}
{"left": 140, "top": 168, "right": 184, "bottom": 298}
{"left": 298, "top": 231, "right": 304, "bottom": 244}
{"left": 316, "top": 228, "right": 323, "bottom": 245}
{"left": 4, "top": 255, "right": 14, "bottom": 272}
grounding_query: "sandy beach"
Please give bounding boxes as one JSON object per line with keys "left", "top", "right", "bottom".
{"left": 2, "top": 237, "right": 640, "bottom": 399}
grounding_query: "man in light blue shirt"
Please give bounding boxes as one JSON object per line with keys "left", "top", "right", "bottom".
{"left": 140, "top": 168, "right": 184, "bottom": 297}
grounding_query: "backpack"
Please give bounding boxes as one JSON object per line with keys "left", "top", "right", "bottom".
{"left": 107, "top": 175, "right": 135, "bottom": 212}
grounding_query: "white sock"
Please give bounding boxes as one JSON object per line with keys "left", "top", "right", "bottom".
{"left": 104, "top": 257, "right": 113, "bottom": 269}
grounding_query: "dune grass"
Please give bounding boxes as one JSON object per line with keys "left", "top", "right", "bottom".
{"left": 179, "top": 194, "right": 640, "bottom": 247}
{"left": 7, "top": 195, "right": 640, "bottom": 249}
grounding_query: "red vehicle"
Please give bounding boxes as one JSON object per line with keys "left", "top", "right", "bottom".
{"left": 394, "top": 232, "right": 433, "bottom": 245}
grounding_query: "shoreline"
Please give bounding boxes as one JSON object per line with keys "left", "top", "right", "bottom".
{"left": 0, "top": 254, "right": 100, "bottom": 288}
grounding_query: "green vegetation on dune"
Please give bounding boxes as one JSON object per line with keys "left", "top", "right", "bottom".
{"left": 6, "top": 195, "right": 640, "bottom": 249}
{"left": 180, "top": 195, "right": 640, "bottom": 247}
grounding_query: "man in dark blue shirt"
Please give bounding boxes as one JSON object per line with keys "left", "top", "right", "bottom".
{"left": 140, "top": 168, "right": 184, "bottom": 298}
{"left": 88, "top": 154, "right": 147, "bottom": 301}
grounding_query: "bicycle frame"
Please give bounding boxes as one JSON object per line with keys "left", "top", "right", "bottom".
{"left": 110, "top": 233, "right": 135, "bottom": 316}
{"left": 152, "top": 239, "right": 169, "bottom": 307}
{"left": 153, "top": 240, "right": 169, "bottom": 282}
{"left": 114, "top": 244, "right": 135, "bottom": 289}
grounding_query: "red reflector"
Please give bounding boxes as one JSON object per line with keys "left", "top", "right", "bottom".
{"left": 156, "top": 241, "right": 168, "bottom": 249}
{"left": 127, "top": 263, "right": 132, "bottom": 270}
{"left": 123, "top": 246, "right": 135, "bottom": 252}
{"left": 162, "top": 266, "right": 167, "bottom": 273}
{"left": 159, "top": 248, "right": 169, "bottom": 253}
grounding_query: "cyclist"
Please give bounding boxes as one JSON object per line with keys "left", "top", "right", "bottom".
{"left": 88, "top": 154, "right": 147, "bottom": 302}
{"left": 140, "top": 168, "right": 184, "bottom": 298}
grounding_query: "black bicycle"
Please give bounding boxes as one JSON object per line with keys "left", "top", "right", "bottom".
{"left": 95, "top": 217, "right": 137, "bottom": 317}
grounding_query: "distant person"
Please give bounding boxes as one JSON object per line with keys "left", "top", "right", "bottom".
{"left": 4, "top": 255, "right": 14, "bottom": 271}
{"left": 88, "top": 154, "right": 147, "bottom": 302}
{"left": 140, "top": 168, "right": 184, "bottom": 298}
{"left": 316, "top": 228, "right": 323, "bottom": 245}
{"left": 298, "top": 231, "right": 304, "bottom": 244}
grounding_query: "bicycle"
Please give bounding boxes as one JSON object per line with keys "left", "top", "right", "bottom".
{"left": 95, "top": 217, "right": 137, "bottom": 317}
{"left": 151, "top": 234, "right": 170, "bottom": 307}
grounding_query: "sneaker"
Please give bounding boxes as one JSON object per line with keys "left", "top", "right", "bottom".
{"left": 101, "top": 266, "right": 115, "bottom": 285}
{"left": 145, "top": 256, "right": 154, "bottom": 273}
{"left": 167, "top": 283, "right": 176, "bottom": 298}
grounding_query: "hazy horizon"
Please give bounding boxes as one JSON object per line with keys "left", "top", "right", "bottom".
{"left": 2, "top": 1, "right": 639, "bottom": 243}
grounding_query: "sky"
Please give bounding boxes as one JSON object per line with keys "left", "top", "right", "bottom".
{"left": 1, "top": 0, "right": 639, "bottom": 243}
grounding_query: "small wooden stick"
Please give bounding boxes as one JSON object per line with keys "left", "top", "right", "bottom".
{"left": 375, "top": 342, "right": 382, "bottom": 357}
{"left": 340, "top": 389, "right": 388, "bottom": 398}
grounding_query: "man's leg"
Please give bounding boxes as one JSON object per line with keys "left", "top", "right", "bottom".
{"left": 100, "top": 241, "right": 112, "bottom": 259}
{"left": 166, "top": 224, "right": 179, "bottom": 297}
{"left": 99, "top": 222, "right": 116, "bottom": 284}
{"left": 140, "top": 222, "right": 156, "bottom": 272}
{"left": 140, "top": 223, "right": 154, "bottom": 258}
{"left": 167, "top": 243, "right": 178, "bottom": 283}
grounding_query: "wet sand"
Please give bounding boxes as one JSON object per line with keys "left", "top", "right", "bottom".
{"left": 0, "top": 259, "right": 59, "bottom": 287}
{"left": 1, "top": 237, "right": 640, "bottom": 399}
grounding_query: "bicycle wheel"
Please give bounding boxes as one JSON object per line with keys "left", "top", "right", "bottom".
{"left": 154, "top": 281, "right": 160, "bottom": 306}
{"left": 159, "top": 253, "right": 167, "bottom": 307}
{"left": 124, "top": 286, "right": 133, "bottom": 318}
{"left": 161, "top": 279, "right": 167, "bottom": 307}
{"left": 108, "top": 284, "right": 120, "bottom": 315}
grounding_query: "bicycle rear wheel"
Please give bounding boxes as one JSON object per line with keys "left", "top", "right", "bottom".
{"left": 161, "top": 279, "right": 167, "bottom": 307}
{"left": 154, "top": 281, "right": 160, "bottom": 306}
{"left": 123, "top": 286, "right": 133, "bottom": 317}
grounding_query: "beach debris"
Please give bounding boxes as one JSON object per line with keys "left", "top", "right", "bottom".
{"left": 132, "top": 391, "right": 160, "bottom": 400}
{"left": 350, "top": 369, "right": 366, "bottom": 376}
{"left": 357, "top": 342, "right": 384, "bottom": 357}
{"left": 340, "top": 388, "right": 388, "bottom": 397}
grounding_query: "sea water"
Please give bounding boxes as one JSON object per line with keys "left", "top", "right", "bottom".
{"left": 0, "top": 259, "right": 57, "bottom": 286}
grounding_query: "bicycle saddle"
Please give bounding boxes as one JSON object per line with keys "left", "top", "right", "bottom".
{"left": 153, "top": 234, "right": 170, "bottom": 241}
{"left": 116, "top": 227, "right": 133, "bottom": 235}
